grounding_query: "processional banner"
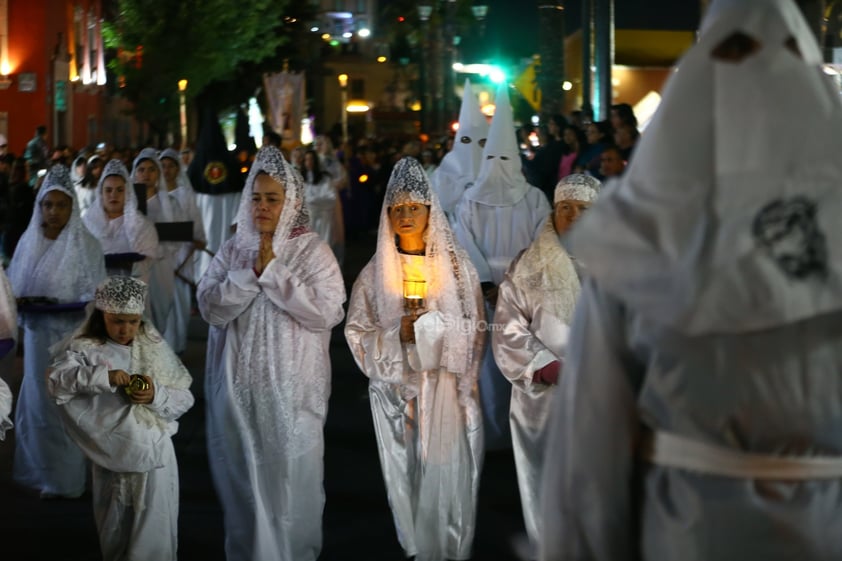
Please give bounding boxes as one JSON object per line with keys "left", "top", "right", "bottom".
{"left": 263, "top": 71, "right": 305, "bottom": 145}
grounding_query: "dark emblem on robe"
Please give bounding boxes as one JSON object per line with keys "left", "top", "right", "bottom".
{"left": 752, "top": 196, "right": 827, "bottom": 280}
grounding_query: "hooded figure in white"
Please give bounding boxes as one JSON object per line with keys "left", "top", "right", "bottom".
{"left": 198, "top": 146, "right": 345, "bottom": 561}
{"left": 0, "top": 266, "right": 17, "bottom": 440}
{"left": 541, "top": 2, "right": 842, "bottom": 560}
{"left": 493, "top": 174, "right": 600, "bottom": 554}
{"left": 430, "top": 79, "right": 489, "bottom": 224}
{"left": 83, "top": 159, "right": 159, "bottom": 284}
{"left": 7, "top": 164, "right": 106, "bottom": 498}
{"left": 453, "top": 84, "right": 550, "bottom": 450}
{"left": 159, "top": 147, "right": 208, "bottom": 354}
{"left": 345, "top": 157, "right": 485, "bottom": 561}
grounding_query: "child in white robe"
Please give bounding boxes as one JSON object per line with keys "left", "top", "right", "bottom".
{"left": 48, "top": 276, "right": 194, "bottom": 561}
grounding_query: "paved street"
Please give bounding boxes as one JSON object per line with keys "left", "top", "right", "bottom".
{"left": 0, "top": 233, "right": 526, "bottom": 561}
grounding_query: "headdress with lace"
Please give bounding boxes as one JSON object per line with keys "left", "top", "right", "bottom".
{"left": 374, "top": 157, "right": 481, "bottom": 403}
{"left": 82, "top": 159, "right": 152, "bottom": 248}
{"left": 567, "top": 0, "right": 842, "bottom": 335}
{"left": 512, "top": 174, "right": 601, "bottom": 321}
{"left": 133, "top": 147, "right": 174, "bottom": 221}
{"left": 159, "top": 147, "right": 197, "bottom": 194}
{"left": 7, "top": 164, "right": 104, "bottom": 302}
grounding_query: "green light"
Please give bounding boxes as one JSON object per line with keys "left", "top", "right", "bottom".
{"left": 489, "top": 66, "right": 506, "bottom": 84}
{"left": 329, "top": 40, "right": 339, "bottom": 47}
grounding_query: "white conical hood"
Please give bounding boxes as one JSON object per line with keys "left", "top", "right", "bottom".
{"left": 430, "top": 79, "right": 489, "bottom": 214}
{"left": 462, "top": 84, "right": 530, "bottom": 206}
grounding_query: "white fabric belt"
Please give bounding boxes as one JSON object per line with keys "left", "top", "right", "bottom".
{"left": 643, "top": 430, "right": 842, "bottom": 480}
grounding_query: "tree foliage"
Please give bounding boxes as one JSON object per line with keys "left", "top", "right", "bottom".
{"left": 104, "top": 0, "right": 292, "bottom": 133}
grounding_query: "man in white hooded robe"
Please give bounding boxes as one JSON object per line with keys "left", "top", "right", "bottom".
{"left": 198, "top": 146, "right": 345, "bottom": 561}
{"left": 540, "top": 2, "right": 842, "bottom": 560}
{"left": 430, "top": 79, "right": 489, "bottom": 227}
{"left": 453, "top": 84, "right": 551, "bottom": 451}
{"left": 493, "top": 174, "right": 600, "bottom": 555}
{"left": 7, "top": 164, "right": 106, "bottom": 498}
{"left": 345, "top": 157, "right": 485, "bottom": 561}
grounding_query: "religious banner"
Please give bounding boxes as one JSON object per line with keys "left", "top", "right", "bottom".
{"left": 263, "top": 70, "right": 305, "bottom": 145}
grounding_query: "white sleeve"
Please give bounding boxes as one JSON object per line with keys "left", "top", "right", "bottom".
{"left": 197, "top": 241, "right": 261, "bottom": 327}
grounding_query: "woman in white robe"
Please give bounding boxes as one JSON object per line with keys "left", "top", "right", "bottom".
{"left": 48, "top": 276, "right": 193, "bottom": 561}
{"left": 198, "top": 146, "right": 345, "bottom": 561}
{"left": 345, "top": 157, "right": 485, "bottom": 561}
{"left": 302, "top": 148, "right": 337, "bottom": 248}
{"left": 541, "top": 2, "right": 842, "bottom": 560}
{"left": 7, "top": 164, "right": 106, "bottom": 498}
{"left": 0, "top": 265, "right": 16, "bottom": 440}
{"left": 133, "top": 148, "right": 189, "bottom": 351}
{"left": 493, "top": 174, "right": 600, "bottom": 554}
{"left": 83, "top": 159, "right": 159, "bottom": 284}
{"left": 159, "top": 148, "right": 208, "bottom": 354}
{"left": 453, "top": 85, "right": 550, "bottom": 451}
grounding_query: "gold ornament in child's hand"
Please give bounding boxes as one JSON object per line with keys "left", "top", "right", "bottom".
{"left": 124, "top": 374, "right": 150, "bottom": 396}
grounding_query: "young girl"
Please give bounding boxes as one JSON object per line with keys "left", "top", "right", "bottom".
{"left": 48, "top": 276, "right": 194, "bottom": 561}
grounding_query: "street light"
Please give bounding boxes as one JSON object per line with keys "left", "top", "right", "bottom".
{"left": 338, "top": 73, "right": 349, "bottom": 144}
{"left": 178, "top": 79, "right": 188, "bottom": 149}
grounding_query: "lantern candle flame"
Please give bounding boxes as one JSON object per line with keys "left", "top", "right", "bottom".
{"left": 403, "top": 279, "right": 427, "bottom": 313}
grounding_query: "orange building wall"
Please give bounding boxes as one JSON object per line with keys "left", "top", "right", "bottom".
{"left": 0, "top": 0, "right": 106, "bottom": 154}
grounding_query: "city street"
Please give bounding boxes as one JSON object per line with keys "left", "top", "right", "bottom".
{"left": 0, "top": 233, "right": 526, "bottom": 561}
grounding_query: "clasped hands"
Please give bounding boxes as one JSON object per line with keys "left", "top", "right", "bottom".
{"left": 108, "top": 369, "right": 155, "bottom": 404}
{"left": 254, "top": 233, "right": 276, "bottom": 276}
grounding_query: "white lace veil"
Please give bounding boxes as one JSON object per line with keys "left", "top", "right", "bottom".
{"left": 83, "top": 159, "right": 152, "bottom": 248}
{"left": 568, "top": 0, "right": 842, "bottom": 335}
{"left": 512, "top": 174, "right": 601, "bottom": 321}
{"left": 224, "top": 146, "right": 320, "bottom": 460}
{"left": 374, "top": 157, "right": 481, "bottom": 402}
{"left": 462, "top": 84, "right": 531, "bottom": 206}
{"left": 7, "top": 165, "right": 105, "bottom": 302}
{"left": 233, "top": 145, "right": 310, "bottom": 255}
{"left": 133, "top": 147, "right": 174, "bottom": 221}
{"left": 159, "top": 147, "right": 197, "bottom": 193}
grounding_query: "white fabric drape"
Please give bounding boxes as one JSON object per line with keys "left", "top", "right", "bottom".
{"left": 198, "top": 146, "right": 345, "bottom": 561}
{"left": 345, "top": 157, "right": 485, "bottom": 561}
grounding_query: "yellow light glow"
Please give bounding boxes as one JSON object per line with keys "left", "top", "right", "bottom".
{"left": 359, "top": 174, "right": 369, "bottom": 183}
{"left": 338, "top": 73, "right": 349, "bottom": 88}
{"left": 240, "top": 166, "right": 248, "bottom": 173}
{"left": 1, "top": 61, "right": 11, "bottom": 76}
{"left": 403, "top": 279, "right": 427, "bottom": 305}
{"left": 481, "top": 103, "right": 496, "bottom": 117}
{"left": 178, "top": 79, "right": 188, "bottom": 92}
{"left": 409, "top": 100, "right": 422, "bottom": 111}
{"left": 377, "top": 56, "right": 387, "bottom": 63}
{"left": 321, "top": 33, "right": 331, "bottom": 41}
{"left": 451, "top": 121, "right": 459, "bottom": 132}
{"left": 346, "top": 100, "right": 370, "bottom": 112}
{"left": 562, "top": 81, "right": 572, "bottom": 91}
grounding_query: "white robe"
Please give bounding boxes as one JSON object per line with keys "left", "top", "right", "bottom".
{"left": 452, "top": 188, "right": 550, "bottom": 450}
{"left": 48, "top": 336, "right": 194, "bottom": 561}
{"left": 147, "top": 192, "right": 191, "bottom": 353}
{"left": 195, "top": 191, "right": 241, "bottom": 280}
{"left": 0, "top": 267, "right": 15, "bottom": 439}
{"left": 94, "top": 214, "right": 158, "bottom": 284}
{"left": 75, "top": 185, "right": 98, "bottom": 217}
{"left": 492, "top": 223, "right": 579, "bottom": 549}
{"left": 198, "top": 233, "right": 345, "bottom": 561}
{"left": 345, "top": 253, "right": 485, "bottom": 561}
{"left": 303, "top": 175, "right": 337, "bottom": 248}
{"left": 540, "top": 279, "right": 842, "bottom": 561}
